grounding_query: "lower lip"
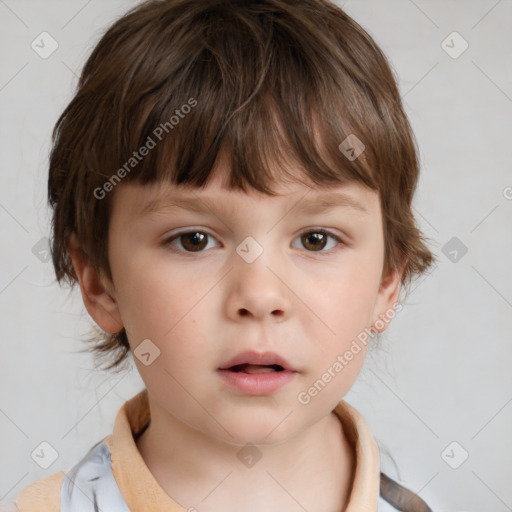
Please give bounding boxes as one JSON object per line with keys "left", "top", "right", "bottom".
{"left": 217, "top": 369, "right": 296, "bottom": 396}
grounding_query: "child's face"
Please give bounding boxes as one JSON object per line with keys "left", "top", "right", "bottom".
{"left": 95, "top": 165, "right": 400, "bottom": 445}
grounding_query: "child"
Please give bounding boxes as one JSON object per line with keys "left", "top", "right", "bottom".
{"left": 13, "top": 0, "right": 435, "bottom": 510}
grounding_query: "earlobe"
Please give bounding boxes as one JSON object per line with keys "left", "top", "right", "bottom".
{"left": 67, "top": 234, "right": 123, "bottom": 334}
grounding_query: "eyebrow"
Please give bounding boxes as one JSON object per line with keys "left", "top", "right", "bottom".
{"left": 139, "top": 190, "right": 368, "bottom": 217}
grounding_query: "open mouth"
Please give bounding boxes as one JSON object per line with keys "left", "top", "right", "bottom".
{"left": 228, "top": 364, "right": 285, "bottom": 374}
{"left": 218, "top": 356, "right": 295, "bottom": 395}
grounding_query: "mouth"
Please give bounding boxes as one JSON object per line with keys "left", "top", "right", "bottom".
{"left": 218, "top": 350, "right": 297, "bottom": 373}
{"left": 217, "top": 351, "right": 297, "bottom": 395}
{"left": 227, "top": 363, "right": 285, "bottom": 374}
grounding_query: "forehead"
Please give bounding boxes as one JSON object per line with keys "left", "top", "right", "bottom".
{"left": 111, "top": 169, "right": 380, "bottom": 225}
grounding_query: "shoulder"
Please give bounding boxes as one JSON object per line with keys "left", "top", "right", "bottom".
{"left": 379, "top": 472, "right": 433, "bottom": 512}
{"left": 14, "top": 437, "right": 122, "bottom": 512}
{"left": 14, "top": 471, "right": 65, "bottom": 512}
{"left": 59, "top": 438, "right": 129, "bottom": 511}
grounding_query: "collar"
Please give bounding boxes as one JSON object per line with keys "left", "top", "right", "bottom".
{"left": 104, "top": 389, "right": 381, "bottom": 512}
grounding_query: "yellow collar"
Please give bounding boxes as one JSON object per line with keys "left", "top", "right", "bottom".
{"left": 104, "top": 389, "right": 380, "bottom": 512}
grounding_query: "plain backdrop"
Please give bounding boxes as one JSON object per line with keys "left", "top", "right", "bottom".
{"left": 1, "top": 0, "right": 511, "bottom": 510}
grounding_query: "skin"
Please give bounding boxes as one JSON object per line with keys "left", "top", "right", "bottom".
{"left": 69, "top": 163, "right": 402, "bottom": 512}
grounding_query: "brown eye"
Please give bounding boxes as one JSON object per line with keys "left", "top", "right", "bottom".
{"left": 165, "top": 231, "right": 217, "bottom": 253}
{"left": 180, "top": 232, "right": 208, "bottom": 252}
{"left": 301, "top": 232, "right": 328, "bottom": 251}
{"left": 293, "top": 229, "right": 342, "bottom": 253}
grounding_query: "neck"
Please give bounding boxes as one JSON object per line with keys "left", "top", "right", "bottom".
{"left": 136, "top": 398, "right": 355, "bottom": 512}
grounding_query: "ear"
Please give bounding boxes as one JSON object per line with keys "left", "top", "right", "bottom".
{"left": 67, "top": 233, "right": 123, "bottom": 334}
{"left": 370, "top": 262, "right": 404, "bottom": 334}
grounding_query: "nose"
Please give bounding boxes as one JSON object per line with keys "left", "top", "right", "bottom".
{"left": 224, "top": 250, "right": 292, "bottom": 323}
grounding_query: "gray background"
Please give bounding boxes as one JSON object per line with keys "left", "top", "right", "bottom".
{"left": 1, "top": 0, "right": 511, "bottom": 510}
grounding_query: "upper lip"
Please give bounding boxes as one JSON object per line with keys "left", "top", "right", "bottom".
{"left": 219, "top": 350, "right": 297, "bottom": 372}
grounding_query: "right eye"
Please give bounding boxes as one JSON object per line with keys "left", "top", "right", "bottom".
{"left": 162, "top": 230, "right": 220, "bottom": 254}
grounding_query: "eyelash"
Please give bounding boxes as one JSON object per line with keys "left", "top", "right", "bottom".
{"left": 162, "top": 228, "right": 344, "bottom": 256}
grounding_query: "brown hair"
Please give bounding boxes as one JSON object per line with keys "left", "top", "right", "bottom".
{"left": 48, "top": 0, "right": 434, "bottom": 372}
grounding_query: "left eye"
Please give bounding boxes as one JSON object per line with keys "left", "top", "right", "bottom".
{"left": 292, "top": 229, "right": 342, "bottom": 253}
{"left": 163, "top": 229, "right": 342, "bottom": 254}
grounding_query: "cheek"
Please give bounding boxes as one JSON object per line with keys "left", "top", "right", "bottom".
{"left": 307, "top": 263, "right": 379, "bottom": 342}
{"left": 113, "top": 257, "right": 216, "bottom": 376}
{"left": 296, "top": 256, "right": 379, "bottom": 400}
{"left": 129, "top": 305, "right": 214, "bottom": 410}
{"left": 112, "top": 251, "right": 207, "bottom": 341}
